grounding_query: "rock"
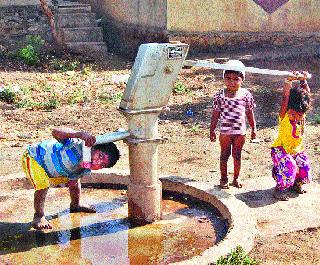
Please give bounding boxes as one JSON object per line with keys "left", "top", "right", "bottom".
{"left": 18, "top": 133, "right": 32, "bottom": 139}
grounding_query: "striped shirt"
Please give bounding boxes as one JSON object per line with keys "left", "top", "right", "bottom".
{"left": 213, "top": 88, "right": 255, "bottom": 135}
{"left": 27, "top": 138, "right": 90, "bottom": 180}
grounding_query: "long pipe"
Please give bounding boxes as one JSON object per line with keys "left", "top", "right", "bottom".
{"left": 184, "top": 60, "right": 312, "bottom": 79}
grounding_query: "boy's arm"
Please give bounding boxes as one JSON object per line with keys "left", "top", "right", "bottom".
{"left": 210, "top": 110, "right": 220, "bottom": 142}
{"left": 52, "top": 127, "right": 96, "bottom": 147}
{"left": 246, "top": 109, "right": 257, "bottom": 139}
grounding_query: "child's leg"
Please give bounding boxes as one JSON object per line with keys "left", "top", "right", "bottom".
{"left": 271, "top": 147, "right": 298, "bottom": 200}
{"left": 292, "top": 151, "right": 311, "bottom": 193}
{"left": 219, "top": 134, "right": 232, "bottom": 188}
{"left": 231, "top": 134, "right": 246, "bottom": 188}
{"left": 33, "top": 188, "right": 53, "bottom": 229}
{"left": 22, "top": 152, "right": 53, "bottom": 229}
{"left": 68, "top": 179, "right": 96, "bottom": 213}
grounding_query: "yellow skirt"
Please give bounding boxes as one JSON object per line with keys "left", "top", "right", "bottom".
{"left": 22, "top": 152, "right": 68, "bottom": 190}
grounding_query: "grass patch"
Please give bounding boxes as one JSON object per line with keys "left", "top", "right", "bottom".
{"left": 216, "top": 246, "right": 260, "bottom": 265}
{"left": 174, "top": 81, "right": 188, "bottom": 94}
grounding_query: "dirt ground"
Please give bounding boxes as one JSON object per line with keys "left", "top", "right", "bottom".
{"left": 0, "top": 50, "right": 320, "bottom": 264}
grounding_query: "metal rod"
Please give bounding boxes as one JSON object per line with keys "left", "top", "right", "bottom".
{"left": 184, "top": 60, "right": 312, "bottom": 79}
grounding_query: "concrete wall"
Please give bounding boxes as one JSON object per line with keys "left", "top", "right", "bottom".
{"left": 167, "top": 0, "right": 320, "bottom": 32}
{"left": 167, "top": 0, "right": 320, "bottom": 54}
{"left": 80, "top": 0, "right": 168, "bottom": 57}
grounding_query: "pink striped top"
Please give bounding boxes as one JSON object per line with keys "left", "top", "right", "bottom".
{"left": 213, "top": 88, "right": 255, "bottom": 135}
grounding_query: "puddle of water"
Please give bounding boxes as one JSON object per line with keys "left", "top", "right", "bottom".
{"left": 0, "top": 188, "right": 228, "bottom": 265}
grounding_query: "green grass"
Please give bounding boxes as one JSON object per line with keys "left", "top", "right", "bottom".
{"left": 174, "top": 81, "right": 188, "bottom": 94}
{"left": 216, "top": 246, "right": 260, "bottom": 265}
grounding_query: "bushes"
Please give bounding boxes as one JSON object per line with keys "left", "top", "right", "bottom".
{"left": 0, "top": 86, "right": 16, "bottom": 104}
{"left": 18, "top": 35, "right": 44, "bottom": 66}
{"left": 216, "top": 246, "right": 260, "bottom": 265}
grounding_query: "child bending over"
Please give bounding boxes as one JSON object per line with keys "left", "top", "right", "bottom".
{"left": 271, "top": 72, "right": 312, "bottom": 201}
{"left": 22, "top": 127, "right": 120, "bottom": 229}
{"left": 210, "top": 60, "right": 257, "bottom": 189}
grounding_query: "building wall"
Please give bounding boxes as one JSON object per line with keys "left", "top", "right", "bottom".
{"left": 167, "top": 0, "right": 320, "bottom": 54}
{"left": 80, "top": 0, "right": 167, "bottom": 57}
{"left": 167, "top": 0, "right": 320, "bottom": 32}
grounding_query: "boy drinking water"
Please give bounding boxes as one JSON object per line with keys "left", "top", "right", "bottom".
{"left": 22, "top": 127, "right": 120, "bottom": 230}
{"left": 210, "top": 60, "right": 257, "bottom": 189}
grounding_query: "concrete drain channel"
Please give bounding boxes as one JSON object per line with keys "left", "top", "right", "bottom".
{"left": 0, "top": 171, "right": 256, "bottom": 264}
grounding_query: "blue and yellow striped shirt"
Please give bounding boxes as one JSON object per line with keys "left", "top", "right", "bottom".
{"left": 27, "top": 138, "right": 90, "bottom": 180}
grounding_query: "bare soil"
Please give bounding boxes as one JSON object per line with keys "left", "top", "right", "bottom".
{"left": 0, "top": 51, "right": 320, "bottom": 263}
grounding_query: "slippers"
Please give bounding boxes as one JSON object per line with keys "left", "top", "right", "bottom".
{"left": 219, "top": 178, "right": 229, "bottom": 189}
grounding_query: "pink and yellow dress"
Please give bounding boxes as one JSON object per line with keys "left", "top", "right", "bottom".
{"left": 271, "top": 113, "right": 311, "bottom": 191}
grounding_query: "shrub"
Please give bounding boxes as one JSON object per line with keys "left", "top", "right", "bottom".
{"left": 174, "top": 81, "right": 187, "bottom": 94}
{"left": 18, "top": 35, "right": 44, "bottom": 65}
{"left": 216, "top": 246, "right": 260, "bottom": 265}
{"left": 98, "top": 91, "right": 123, "bottom": 103}
{"left": 50, "top": 58, "right": 80, "bottom": 72}
{"left": 0, "top": 87, "right": 16, "bottom": 103}
{"left": 68, "top": 89, "right": 87, "bottom": 104}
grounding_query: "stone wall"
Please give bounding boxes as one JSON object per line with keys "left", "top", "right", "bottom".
{"left": 0, "top": 4, "right": 51, "bottom": 53}
{"left": 0, "top": 0, "right": 45, "bottom": 6}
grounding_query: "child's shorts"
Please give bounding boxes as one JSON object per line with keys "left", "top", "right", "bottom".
{"left": 22, "top": 152, "right": 68, "bottom": 190}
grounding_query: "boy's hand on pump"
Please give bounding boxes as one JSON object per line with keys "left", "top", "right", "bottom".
{"left": 78, "top": 131, "right": 96, "bottom": 147}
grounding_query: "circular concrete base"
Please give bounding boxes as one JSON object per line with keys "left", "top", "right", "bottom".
{"left": 82, "top": 169, "right": 257, "bottom": 264}
{"left": 0, "top": 170, "right": 257, "bottom": 264}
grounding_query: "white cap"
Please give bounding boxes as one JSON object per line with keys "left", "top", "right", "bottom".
{"left": 222, "top": 60, "right": 246, "bottom": 80}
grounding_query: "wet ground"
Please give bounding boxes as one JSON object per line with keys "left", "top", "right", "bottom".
{"left": 0, "top": 187, "right": 227, "bottom": 265}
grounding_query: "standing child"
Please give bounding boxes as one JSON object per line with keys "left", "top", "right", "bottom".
{"left": 210, "top": 60, "right": 257, "bottom": 189}
{"left": 271, "top": 71, "right": 312, "bottom": 201}
{"left": 22, "top": 127, "right": 120, "bottom": 229}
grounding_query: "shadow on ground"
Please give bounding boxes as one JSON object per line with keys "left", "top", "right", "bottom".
{"left": 236, "top": 188, "right": 299, "bottom": 208}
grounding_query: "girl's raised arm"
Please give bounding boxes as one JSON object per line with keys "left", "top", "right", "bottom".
{"left": 279, "top": 79, "right": 292, "bottom": 119}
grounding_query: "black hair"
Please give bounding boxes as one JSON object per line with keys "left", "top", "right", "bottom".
{"left": 94, "top": 142, "right": 120, "bottom": 168}
{"left": 287, "top": 86, "right": 311, "bottom": 113}
{"left": 224, "top": 70, "right": 244, "bottom": 80}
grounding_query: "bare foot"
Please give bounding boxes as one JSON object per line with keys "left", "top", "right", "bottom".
{"left": 70, "top": 204, "right": 96, "bottom": 213}
{"left": 219, "top": 178, "right": 229, "bottom": 189}
{"left": 231, "top": 179, "right": 243, "bottom": 188}
{"left": 32, "top": 215, "right": 53, "bottom": 230}
{"left": 272, "top": 188, "right": 289, "bottom": 201}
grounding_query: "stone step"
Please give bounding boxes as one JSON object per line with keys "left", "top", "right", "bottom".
{"left": 60, "top": 27, "right": 103, "bottom": 42}
{"left": 66, "top": 42, "right": 108, "bottom": 54}
{"left": 56, "top": 3, "right": 91, "bottom": 13}
{"left": 56, "top": 13, "right": 97, "bottom": 28}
